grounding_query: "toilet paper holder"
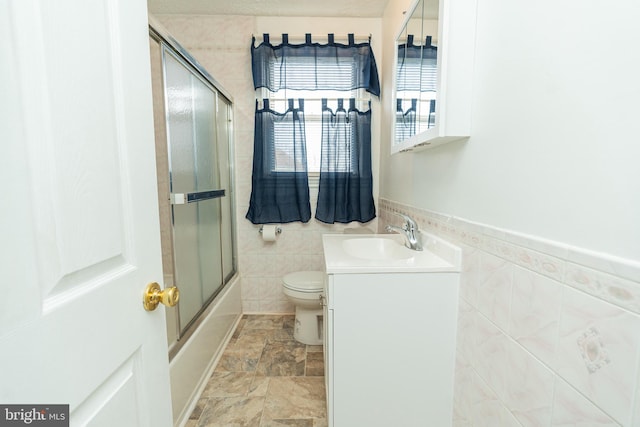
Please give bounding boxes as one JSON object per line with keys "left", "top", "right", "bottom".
{"left": 259, "top": 225, "right": 282, "bottom": 235}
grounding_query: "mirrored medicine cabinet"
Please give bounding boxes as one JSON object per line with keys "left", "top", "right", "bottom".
{"left": 391, "top": 0, "right": 477, "bottom": 154}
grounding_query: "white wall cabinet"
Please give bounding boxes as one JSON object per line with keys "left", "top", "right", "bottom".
{"left": 391, "top": 0, "right": 478, "bottom": 153}
{"left": 323, "top": 272, "right": 459, "bottom": 426}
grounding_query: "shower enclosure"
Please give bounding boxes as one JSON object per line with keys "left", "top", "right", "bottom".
{"left": 149, "top": 24, "right": 237, "bottom": 359}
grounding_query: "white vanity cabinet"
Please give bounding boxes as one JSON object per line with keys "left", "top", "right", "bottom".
{"left": 322, "top": 233, "right": 461, "bottom": 427}
{"left": 323, "top": 232, "right": 461, "bottom": 427}
{"left": 324, "top": 273, "right": 459, "bottom": 426}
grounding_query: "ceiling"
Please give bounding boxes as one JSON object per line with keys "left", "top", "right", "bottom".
{"left": 147, "top": 0, "right": 391, "bottom": 18}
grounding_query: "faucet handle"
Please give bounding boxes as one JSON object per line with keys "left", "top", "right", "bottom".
{"left": 393, "top": 212, "right": 418, "bottom": 230}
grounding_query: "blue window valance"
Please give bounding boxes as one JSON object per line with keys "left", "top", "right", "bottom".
{"left": 252, "top": 33, "right": 381, "bottom": 97}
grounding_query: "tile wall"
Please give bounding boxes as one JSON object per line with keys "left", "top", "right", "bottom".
{"left": 154, "top": 15, "right": 377, "bottom": 313}
{"left": 379, "top": 198, "right": 640, "bottom": 427}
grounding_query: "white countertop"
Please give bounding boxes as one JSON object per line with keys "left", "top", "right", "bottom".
{"left": 322, "top": 232, "right": 461, "bottom": 274}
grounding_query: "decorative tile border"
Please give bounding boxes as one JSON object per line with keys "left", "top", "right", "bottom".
{"left": 379, "top": 198, "right": 640, "bottom": 315}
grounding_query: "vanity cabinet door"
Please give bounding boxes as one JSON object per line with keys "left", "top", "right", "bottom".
{"left": 323, "top": 275, "right": 334, "bottom": 426}
{"left": 329, "top": 272, "right": 459, "bottom": 427}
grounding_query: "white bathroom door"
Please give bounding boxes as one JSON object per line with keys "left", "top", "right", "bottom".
{"left": 0, "top": 0, "right": 173, "bottom": 426}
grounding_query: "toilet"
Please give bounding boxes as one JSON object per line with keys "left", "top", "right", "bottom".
{"left": 282, "top": 270, "right": 325, "bottom": 345}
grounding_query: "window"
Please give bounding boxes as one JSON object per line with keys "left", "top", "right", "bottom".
{"left": 267, "top": 89, "right": 364, "bottom": 174}
{"left": 246, "top": 34, "right": 379, "bottom": 225}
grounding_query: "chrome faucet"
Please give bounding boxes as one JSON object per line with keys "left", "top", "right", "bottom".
{"left": 385, "top": 213, "right": 423, "bottom": 251}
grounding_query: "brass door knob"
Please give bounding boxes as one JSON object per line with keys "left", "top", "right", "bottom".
{"left": 143, "top": 282, "right": 180, "bottom": 311}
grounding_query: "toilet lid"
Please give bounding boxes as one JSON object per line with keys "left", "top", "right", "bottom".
{"left": 283, "top": 271, "right": 324, "bottom": 292}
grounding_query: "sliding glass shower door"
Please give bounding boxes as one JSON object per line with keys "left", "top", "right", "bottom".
{"left": 162, "top": 47, "right": 232, "bottom": 335}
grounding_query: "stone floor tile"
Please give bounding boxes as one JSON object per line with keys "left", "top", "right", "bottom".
{"left": 256, "top": 341, "right": 306, "bottom": 376}
{"left": 215, "top": 347, "right": 263, "bottom": 372}
{"left": 189, "top": 397, "right": 208, "bottom": 420}
{"left": 232, "top": 316, "right": 247, "bottom": 339}
{"left": 198, "top": 396, "right": 265, "bottom": 427}
{"left": 263, "top": 377, "right": 326, "bottom": 420}
{"left": 260, "top": 418, "right": 314, "bottom": 427}
{"left": 189, "top": 315, "right": 327, "bottom": 425}
{"left": 283, "top": 315, "right": 296, "bottom": 330}
{"left": 244, "top": 315, "right": 286, "bottom": 330}
{"left": 305, "top": 352, "right": 324, "bottom": 377}
{"left": 313, "top": 418, "right": 328, "bottom": 427}
{"left": 306, "top": 345, "right": 323, "bottom": 353}
{"left": 249, "top": 375, "right": 270, "bottom": 397}
{"left": 202, "top": 371, "right": 255, "bottom": 398}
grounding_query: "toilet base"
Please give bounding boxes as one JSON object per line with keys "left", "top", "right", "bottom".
{"left": 293, "top": 306, "right": 323, "bottom": 345}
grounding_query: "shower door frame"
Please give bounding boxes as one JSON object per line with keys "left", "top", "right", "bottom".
{"left": 149, "top": 19, "right": 237, "bottom": 360}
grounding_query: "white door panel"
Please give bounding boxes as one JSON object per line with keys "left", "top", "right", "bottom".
{"left": 1, "top": 0, "right": 173, "bottom": 425}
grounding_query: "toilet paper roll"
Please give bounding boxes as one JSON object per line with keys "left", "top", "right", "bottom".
{"left": 261, "top": 225, "right": 278, "bottom": 242}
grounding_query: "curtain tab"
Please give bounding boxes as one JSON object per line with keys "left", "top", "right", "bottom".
{"left": 337, "top": 99, "right": 345, "bottom": 111}
{"left": 298, "top": 99, "right": 305, "bottom": 110}
{"left": 349, "top": 98, "right": 356, "bottom": 111}
{"left": 287, "top": 99, "right": 294, "bottom": 110}
{"left": 328, "top": 34, "right": 335, "bottom": 44}
{"left": 263, "top": 99, "right": 270, "bottom": 110}
{"left": 407, "top": 34, "right": 414, "bottom": 47}
{"left": 282, "top": 34, "right": 289, "bottom": 44}
{"left": 348, "top": 33, "right": 355, "bottom": 45}
{"left": 425, "top": 35, "right": 432, "bottom": 47}
{"left": 263, "top": 34, "right": 269, "bottom": 44}
{"left": 305, "top": 34, "right": 312, "bottom": 44}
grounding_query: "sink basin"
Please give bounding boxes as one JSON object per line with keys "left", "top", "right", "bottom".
{"left": 341, "top": 237, "right": 413, "bottom": 260}
{"left": 323, "top": 233, "right": 461, "bottom": 274}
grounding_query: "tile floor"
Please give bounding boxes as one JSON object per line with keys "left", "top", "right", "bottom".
{"left": 186, "top": 315, "right": 327, "bottom": 427}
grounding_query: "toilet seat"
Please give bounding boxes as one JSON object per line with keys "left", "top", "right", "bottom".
{"left": 283, "top": 271, "right": 324, "bottom": 293}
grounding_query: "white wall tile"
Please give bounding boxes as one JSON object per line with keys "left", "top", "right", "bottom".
{"left": 240, "top": 276, "right": 262, "bottom": 300}
{"left": 551, "top": 379, "right": 621, "bottom": 427}
{"left": 259, "top": 277, "right": 286, "bottom": 301}
{"left": 456, "top": 299, "right": 476, "bottom": 369}
{"left": 477, "top": 252, "right": 513, "bottom": 331}
{"left": 471, "top": 372, "right": 523, "bottom": 427}
{"left": 564, "top": 262, "right": 640, "bottom": 315}
{"left": 509, "top": 266, "right": 562, "bottom": 366}
{"left": 379, "top": 199, "right": 640, "bottom": 427}
{"left": 452, "top": 365, "right": 474, "bottom": 427}
{"left": 503, "top": 339, "right": 554, "bottom": 427}
{"left": 460, "top": 244, "right": 481, "bottom": 306}
{"left": 259, "top": 299, "right": 294, "bottom": 313}
{"left": 555, "top": 286, "right": 640, "bottom": 426}
{"left": 474, "top": 314, "right": 510, "bottom": 401}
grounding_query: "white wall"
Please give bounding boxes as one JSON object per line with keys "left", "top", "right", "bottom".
{"left": 381, "top": 0, "right": 640, "bottom": 263}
